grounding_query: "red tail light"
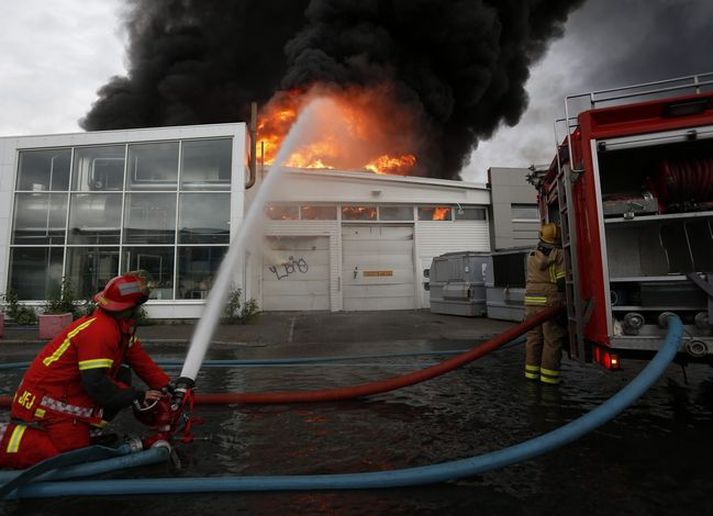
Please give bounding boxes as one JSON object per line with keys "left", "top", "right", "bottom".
{"left": 593, "top": 346, "right": 622, "bottom": 371}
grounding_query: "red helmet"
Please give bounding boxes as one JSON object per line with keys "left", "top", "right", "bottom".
{"left": 94, "top": 271, "right": 151, "bottom": 312}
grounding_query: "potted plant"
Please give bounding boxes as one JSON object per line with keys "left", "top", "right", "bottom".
{"left": 39, "top": 278, "right": 77, "bottom": 340}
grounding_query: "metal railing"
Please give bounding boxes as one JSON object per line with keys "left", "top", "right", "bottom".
{"left": 561, "top": 72, "right": 713, "bottom": 169}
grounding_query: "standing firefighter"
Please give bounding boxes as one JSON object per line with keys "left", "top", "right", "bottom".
{"left": 0, "top": 272, "right": 170, "bottom": 469}
{"left": 524, "top": 223, "right": 567, "bottom": 385}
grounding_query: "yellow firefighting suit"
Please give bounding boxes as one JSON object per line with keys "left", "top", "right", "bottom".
{"left": 524, "top": 242, "right": 567, "bottom": 384}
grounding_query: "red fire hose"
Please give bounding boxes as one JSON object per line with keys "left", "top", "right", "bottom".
{"left": 0, "top": 305, "right": 560, "bottom": 407}
{"left": 195, "top": 305, "right": 560, "bottom": 405}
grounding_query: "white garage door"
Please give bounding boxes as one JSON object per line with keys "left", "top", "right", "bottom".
{"left": 263, "top": 236, "right": 330, "bottom": 310}
{"left": 342, "top": 225, "right": 416, "bottom": 311}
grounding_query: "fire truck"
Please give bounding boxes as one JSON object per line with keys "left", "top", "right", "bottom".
{"left": 533, "top": 73, "right": 713, "bottom": 369}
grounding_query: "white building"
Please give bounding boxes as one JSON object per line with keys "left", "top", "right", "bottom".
{"left": 0, "top": 122, "right": 498, "bottom": 318}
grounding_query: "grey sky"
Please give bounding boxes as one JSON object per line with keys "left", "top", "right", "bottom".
{"left": 463, "top": 0, "right": 713, "bottom": 181}
{"left": 1, "top": 0, "right": 711, "bottom": 183}
{"left": 0, "top": 1, "right": 125, "bottom": 136}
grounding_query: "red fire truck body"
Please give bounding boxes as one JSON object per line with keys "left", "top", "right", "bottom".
{"left": 538, "top": 74, "right": 713, "bottom": 368}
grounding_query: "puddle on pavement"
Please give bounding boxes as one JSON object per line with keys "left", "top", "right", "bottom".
{"left": 1, "top": 343, "right": 713, "bottom": 515}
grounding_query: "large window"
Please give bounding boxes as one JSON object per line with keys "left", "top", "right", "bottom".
{"left": 9, "top": 138, "right": 233, "bottom": 300}
{"left": 181, "top": 139, "right": 231, "bottom": 190}
{"left": 123, "top": 193, "right": 177, "bottom": 244}
{"left": 179, "top": 193, "right": 230, "bottom": 243}
{"left": 68, "top": 193, "right": 122, "bottom": 244}
{"left": 17, "top": 149, "right": 71, "bottom": 191}
{"left": 177, "top": 246, "right": 228, "bottom": 300}
{"left": 12, "top": 193, "right": 68, "bottom": 245}
{"left": 9, "top": 247, "right": 63, "bottom": 300}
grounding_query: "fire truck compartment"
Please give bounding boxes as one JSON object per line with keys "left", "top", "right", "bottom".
{"left": 595, "top": 130, "right": 713, "bottom": 352}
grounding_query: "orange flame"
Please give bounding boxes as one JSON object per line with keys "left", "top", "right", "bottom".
{"left": 257, "top": 84, "right": 418, "bottom": 175}
{"left": 432, "top": 207, "right": 451, "bottom": 220}
{"left": 342, "top": 206, "right": 377, "bottom": 220}
{"left": 365, "top": 154, "right": 417, "bottom": 176}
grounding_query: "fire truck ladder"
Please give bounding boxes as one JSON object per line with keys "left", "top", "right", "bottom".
{"left": 554, "top": 148, "right": 587, "bottom": 361}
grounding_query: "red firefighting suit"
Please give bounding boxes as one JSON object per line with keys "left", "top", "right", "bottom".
{"left": 524, "top": 242, "right": 567, "bottom": 385}
{"left": 0, "top": 308, "right": 169, "bottom": 469}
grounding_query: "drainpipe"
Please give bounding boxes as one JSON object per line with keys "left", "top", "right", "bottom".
{"left": 245, "top": 102, "right": 258, "bottom": 190}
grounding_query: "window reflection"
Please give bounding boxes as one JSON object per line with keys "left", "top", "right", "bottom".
{"left": 178, "top": 246, "right": 227, "bottom": 299}
{"left": 9, "top": 248, "right": 63, "bottom": 300}
{"left": 122, "top": 247, "right": 174, "bottom": 299}
{"left": 181, "top": 139, "right": 232, "bottom": 190}
{"left": 179, "top": 193, "right": 230, "bottom": 244}
{"left": 379, "top": 206, "right": 413, "bottom": 221}
{"left": 127, "top": 142, "right": 179, "bottom": 190}
{"left": 12, "top": 193, "right": 67, "bottom": 245}
{"left": 66, "top": 247, "right": 120, "bottom": 299}
{"left": 17, "top": 149, "right": 71, "bottom": 191}
{"left": 68, "top": 194, "right": 122, "bottom": 244}
{"left": 124, "top": 193, "right": 176, "bottom": 244}
{"left": 72, "top": 145, "right": 126, "bottom": 191}
{"left": 454, "top": 207, "right": 487, "bottom": 220}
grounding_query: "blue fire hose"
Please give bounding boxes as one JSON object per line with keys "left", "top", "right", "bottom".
{"left": 2, "top": 315, "right": 683, "bottom": 499}
{"left": 0, "top": 446, "right": 169, "bottom": 490}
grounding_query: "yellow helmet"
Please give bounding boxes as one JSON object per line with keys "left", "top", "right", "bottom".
{"left": 539, "top": 223, "right": 560, "bottom": 244}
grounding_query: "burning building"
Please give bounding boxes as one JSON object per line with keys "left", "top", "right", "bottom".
{"left": 0, "top": 122, "right": 514, "bottom": 316}
{"left": 0, "top": 0, "right": 583, "bottom": 315}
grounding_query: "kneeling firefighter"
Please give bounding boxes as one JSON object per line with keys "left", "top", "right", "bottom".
{"left": 524, "top": 223, "right": 567, "bottom": 385}
{"left": 0, "top": 272, "right": 177, "bottom": 469}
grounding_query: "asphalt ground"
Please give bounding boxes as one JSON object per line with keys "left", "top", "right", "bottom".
{"left": 1, "top": 310, "right": 712, "bottom": 515}
{"left": 0, "top": 309, "right": 516, "bottom": 350}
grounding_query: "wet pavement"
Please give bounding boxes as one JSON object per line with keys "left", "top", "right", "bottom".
{"left": 1, "top": 311, "right": 712, "bottom": 515}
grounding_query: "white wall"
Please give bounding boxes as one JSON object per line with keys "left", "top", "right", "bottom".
{"left": 249, "top": 168, "right": 492, "bottom": 312}
{"left": 269, "top": 168, "right": 490, "bottom": 206}
{"left": 0, "top": 137, "right": 17, "bottom": 296}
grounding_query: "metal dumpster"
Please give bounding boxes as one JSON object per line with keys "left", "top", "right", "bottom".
{"left": 484, "top": 247, "right": 530, "bottom": 322}
{"left": 427, "top": 251, "right": 489, "bottom": 316}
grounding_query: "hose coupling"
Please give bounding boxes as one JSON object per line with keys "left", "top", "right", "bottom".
{"left": 150, "top": 439, "right": 173, "bottom": 451}
{"left": 658, "top": 312, "right": 677, "bottom": 328}
{"left": 685, "top": 339, "right": 708, "bottom": 358}
{"left": 124, "top": 434, "right": 145, "bottom": 453}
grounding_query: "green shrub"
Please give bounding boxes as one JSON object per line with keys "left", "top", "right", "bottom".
{"left": 44, "top": 277, "right": 80, "bottom": 318}
{"left": 223, "top": 289, "right": 260, "bottom": 324}
{"left": 2, "top": 289, "right": 38, "bottom": 325}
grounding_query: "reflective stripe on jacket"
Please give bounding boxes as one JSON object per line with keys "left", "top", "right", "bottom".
{"left": 525, "top": 244, "right": 565, "bottom": 307}
{"left": 11, "top": 308, "right": 169, "bottom": 425}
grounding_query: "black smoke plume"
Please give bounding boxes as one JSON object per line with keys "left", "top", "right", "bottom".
{"left": 82, "top": 0, "right": 585, "bottom": 179}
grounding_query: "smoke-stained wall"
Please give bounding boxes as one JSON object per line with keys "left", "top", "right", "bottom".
{"left": 82, "top": 0, "right": 584, "bottom": 179}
